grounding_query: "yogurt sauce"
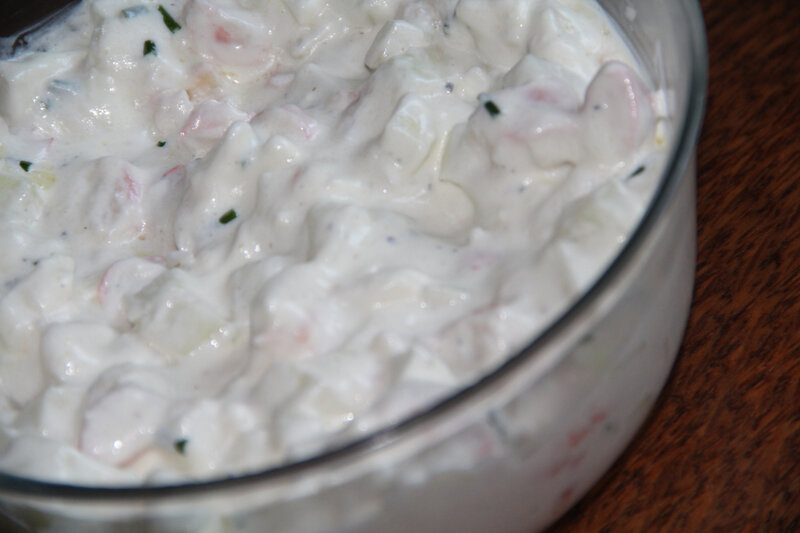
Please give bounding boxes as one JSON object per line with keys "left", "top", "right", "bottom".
{"left": 0, "top": 0, "right": 664, "bottom": 485}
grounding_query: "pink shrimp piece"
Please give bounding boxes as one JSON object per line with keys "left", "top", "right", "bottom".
{"left": 162, "top": 164, "right": 185, "bottom": 179}
{"left": 293, "top": 322, "right": 311, "bottom": 345}
{"left": 250, "top": 104, "right": 320, "bottom": 144}
{"left": 122, "top": 172, "right": 141, "bottom": 202}
{"left": 567, "top": 426, "right": 592, "bottom": 447}
{"left": 184, "top": 0, "right": 274, "bottom": 68}
{"left": 179, "top": 99, "right": 250, "bottom": 153}
{"left": 547, "top": 451, "right": 586, "bottom": 478}
{"left": 471, "top": 81, "right": 584, "bottom": 171}
{"left": 581, "top": 61, "right": 655, "bottom": 165}
{"left": 96, "top": 264, "right": 117, "bottom": 306}
{"left": 253, "top": 320, "right": 314, "bottom": 359}
{"left": 33, "top": 137, "right": 56, "bottom": 159}
{"left": 214, "top": 25, "right": 232, "bottom": 43}
{"left": 527, "top": 86, "right": 559, "bottom": 104}
{"left": 523, "top": 79, "right": 580, "bottom": 109}
{"left": 336, "top": 89, "right": 362, "bottom": 110}
{"left": 567, "top": 410, "right": 608, "bottom": 447}
{"left": 81, "top": 158, "right": 152, "bottom": 243}
{"left": 289, "top": 168, "right": 304, "bottom": 189}
{"left": 590, "top": 410, "right": 607, "bottom": 424}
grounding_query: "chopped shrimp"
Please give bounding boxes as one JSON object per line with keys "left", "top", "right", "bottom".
{"left": 150, "top": 90, "right": 194, "bottom": 139}
{"left": 79, "top": 158, "right": 150, "bottom": 243}
{"left": 581, "top": 61, "right": 655, "bottom": 166}
{"left": 122, "top": 172, "right": 141, "bottom": 202}
{"left": 179, "top": 99, "right": 250, "bottom": 155}
{"left": 161, "top": 164, "right": 185, "bottom": 180}
{"left": 184, "top": 0, "right": 275, "bottom": 68}
{"left": 250, "top": 104, "right": 321, "bottom": 144}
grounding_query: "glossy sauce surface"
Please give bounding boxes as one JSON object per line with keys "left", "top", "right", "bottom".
{"left": 0, "top": 0, "right": 662, "bottom": 485}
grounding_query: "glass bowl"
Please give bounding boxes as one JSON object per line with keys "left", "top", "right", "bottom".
{"left": 0, "top": 1, "right": 706, "bottom": 531}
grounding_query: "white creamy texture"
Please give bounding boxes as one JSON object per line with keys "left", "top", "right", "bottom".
{"left": 0, "top": 0, "right": 664, "bottom": 484}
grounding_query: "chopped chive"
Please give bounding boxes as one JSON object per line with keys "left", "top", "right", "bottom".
{"left": 629, "top": 165, "right": 646, "bottom": 178}
{"left": 219, "top": 209, "right": 237, "bottom": 224}
{"left": 174, "top": 438, "right": 188, "bottom": 454}
{"left": 158, "top": 5, "right": 182, "bottom": 33}
{"left": 19, "top": 161, "right": 32, "bottom": 172}
{"left": 483, "top": 100, "right": 501, "bottom": 117}
{"left": 157, "top": 140, "right": 166, "bottom": 147}
{"left": 143, "top": 39, "right": 157, "bottom": 56}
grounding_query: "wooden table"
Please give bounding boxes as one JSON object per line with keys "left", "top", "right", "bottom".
{"left": 548, "top": 0, "right": 800, "bottom": 530}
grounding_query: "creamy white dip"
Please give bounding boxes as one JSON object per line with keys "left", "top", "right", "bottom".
{"left": 0, "top": 0, "right": 664, "bottom": 485}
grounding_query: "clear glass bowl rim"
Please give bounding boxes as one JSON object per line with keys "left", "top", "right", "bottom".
{"left": 0, "top": 0, "right": 708, "bottom": 501}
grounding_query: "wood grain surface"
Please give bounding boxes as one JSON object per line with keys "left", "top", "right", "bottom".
{"left": 547, "top": 0, "right": 800, "bottom": 531}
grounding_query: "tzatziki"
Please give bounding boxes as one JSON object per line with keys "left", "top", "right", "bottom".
{"left": 0, "top": 0, "right": 664, "bottom": 485}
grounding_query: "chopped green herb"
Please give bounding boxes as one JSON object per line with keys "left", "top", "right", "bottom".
{"left": 143, "top": 40, "right": 157, "bottom": 56}
{"left": 629, "top": 165, "right": 646, "bottom": 178}
{"left": 483, "top": 100, "right": 501, "bottom": 117}
{"left": 158, "top": 5, "right": 182, "bottom": 33}
{"left": 157, "top": 140, "right": 167, "bottom": 147}
{"left": 219, "top": 209, "right": 237, "bottom": 224}
{"left": 19, "top": 161, "right": 32, "bottom": 172}
{"left": 174, "top": 438, "right": 188, "bottom": 454}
